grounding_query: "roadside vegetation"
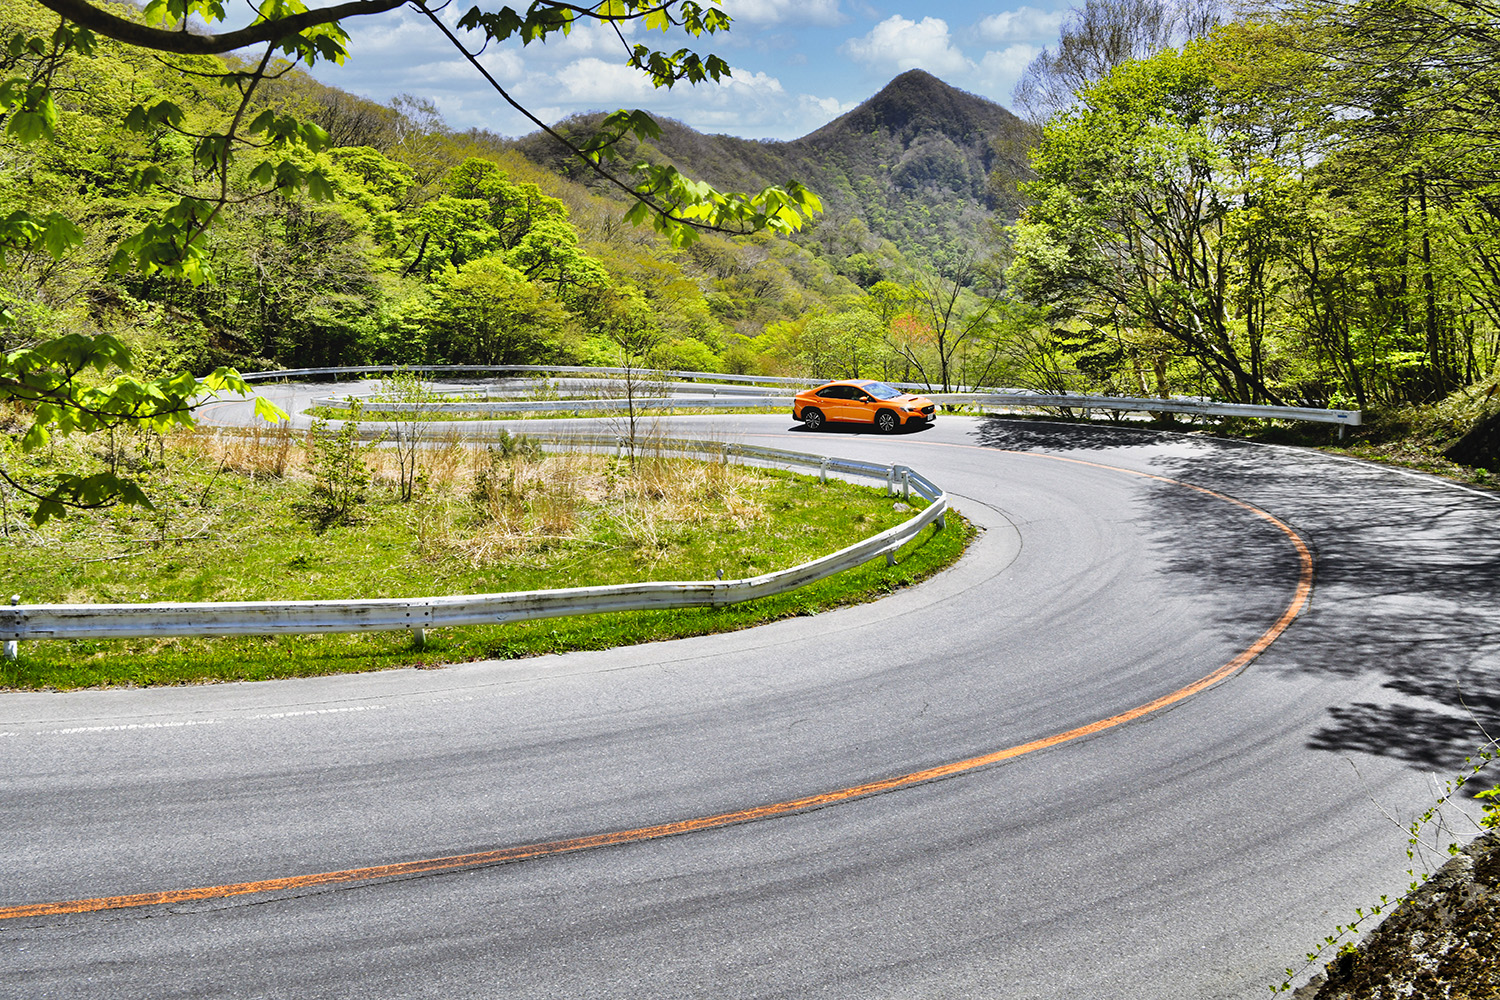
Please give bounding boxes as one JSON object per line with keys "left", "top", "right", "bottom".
{"left": 1157, "top": 372, "right": 1500, "bottom": 489}
{"left": 9, "top": 0, "right": 1500, "bottom": 519}
{"left": 0, "top": 424, "right": 970, "bottom": 690}
{"left": 1320, "top": 376, "right": 1500, "bottom": 489}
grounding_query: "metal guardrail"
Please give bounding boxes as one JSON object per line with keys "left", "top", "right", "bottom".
{"left": 365, "top": 378, "right": 786, "bottom": 401}
{"left": 929, "top": 391, "right": 1361, "bottom": 427}
{"left": 278, "top": 366, "right": 1359, "bottom": 428}
{"left": 240, "top": 364, "right": 830, "bottom": 390}
{"left": 311, "top": 393, "right": 795, "bottom": 415}
{"left": 0, "top": 439, "right": 946, "bottom": 651}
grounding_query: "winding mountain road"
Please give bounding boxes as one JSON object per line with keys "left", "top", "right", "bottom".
{"left": 3, "top": 391, "right": 1497, "bottom": 999}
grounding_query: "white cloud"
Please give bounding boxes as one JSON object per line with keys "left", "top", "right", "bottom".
{"left": 507, "top": 62, "right": 838, "bottom": 139}
{"left": 549, "top": 58, "right": 659, "bottom": 103}
{"left": 976, "top": 7, "right": 1067, "bottom": 44}
{"left": 548, "top": 18, "right": 638, "bottom": 57}
{"left": 841, "top": 16, "right": 974, "bottom": 77}
{"left": 310, "top": 6, "right": 853, "bottom": 139}
{"left": 726, "top": 0, "right": 844, "bottom": 26}
{"left": 331, "top": 7, "right": 528, "bottom": 95}
{"left": 724, "top": 69, "right": 788, "bottom": 98}
{"left": 338, "top": 11, "right": 444, "bottom": 66}
{"left": 799, "top": 93, "right": 856, "bottom": 119}
{"left": 976, "top": 44, "right": 1043, "bottom": 91}
{"left": 476, "top": 49, "right": 526, "bottom": 84}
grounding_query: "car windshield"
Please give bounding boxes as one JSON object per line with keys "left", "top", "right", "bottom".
{"left": 862, "top": 381, "right": 903, "bottom": 400}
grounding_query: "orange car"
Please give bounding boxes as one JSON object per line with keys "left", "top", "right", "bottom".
{"left": 793, "top": 380, "right": 936, "bottom": 433}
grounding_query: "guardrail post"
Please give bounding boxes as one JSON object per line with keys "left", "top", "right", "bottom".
{"left": 886, "top": 466, "right": 895, "bottom": 496}
{"left": 4, "top": 594, "right": 17, "bottom": 661}
{"left": 901, "top": 469, "right": 911, "bottom": 501}
{"left": 615, "top": 436, "right": 624, "bottom": 459}
{"left": 819, "top": 458, "right": 829, "bottom": 484}
{"left": 412, "top": 627, "right": 426, "bottom": 649}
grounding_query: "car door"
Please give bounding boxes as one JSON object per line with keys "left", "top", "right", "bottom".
{"left": 818, "top": 385, "right": 859, "bottom": 422}
{"left": 848, "top": 386, "right": 880, "bottom": 424}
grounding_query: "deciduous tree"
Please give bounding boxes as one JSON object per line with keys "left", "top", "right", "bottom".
{"left": 0, "top": 0, "right": 820, "bottom": 518}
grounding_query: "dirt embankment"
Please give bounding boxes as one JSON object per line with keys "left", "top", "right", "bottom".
{"left": 1295, "top": 830, "right": 1499, "bottom": 999}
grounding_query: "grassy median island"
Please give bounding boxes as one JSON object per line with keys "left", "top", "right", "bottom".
{"left": 0, "top": 426, "right": 971, "bottom": 690}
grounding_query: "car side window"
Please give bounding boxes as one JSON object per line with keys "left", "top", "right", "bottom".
{"left": 817, "top": 386, "right": 842, "bottom": 398}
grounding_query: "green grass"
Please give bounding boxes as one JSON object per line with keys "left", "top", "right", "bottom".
{"left": 0, "top": 436, "right": 972, "bottom": 690}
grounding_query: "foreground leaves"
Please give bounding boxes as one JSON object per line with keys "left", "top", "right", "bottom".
{"left": 1, "top": 333, "right": 285, "bottom": 524}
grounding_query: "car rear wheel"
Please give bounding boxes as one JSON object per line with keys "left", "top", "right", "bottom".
{"left": 802, "top": 407, "right": 825, "bottom": 431}
{"left": 874, "top": 409, "right": 898, "bottom": 433}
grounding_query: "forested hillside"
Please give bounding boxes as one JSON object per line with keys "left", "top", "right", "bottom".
{"left": 0, "top": 0, "right": 954, "bottom": 387}
{"left": 518, "top": 70, "right": 1030, "bottom": 274}
{"left": 6, "top": 0, "right": 1500, "bottom": 482}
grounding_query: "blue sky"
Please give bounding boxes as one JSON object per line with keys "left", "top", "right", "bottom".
{"left": 309, "top": 2, "right": 1073, "bottom": 141}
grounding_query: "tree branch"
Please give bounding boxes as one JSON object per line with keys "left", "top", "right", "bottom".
{"left": 413, "top": 1, "right": 717, "bottom": 236}
{"left": 32, "top": 0, "right": 409, "bottom": 54}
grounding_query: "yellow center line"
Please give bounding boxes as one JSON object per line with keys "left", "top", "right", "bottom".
{"left": 0, "top": 450, "right": 1313, "bottom": 921}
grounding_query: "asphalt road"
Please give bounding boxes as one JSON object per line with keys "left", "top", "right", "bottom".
{"left": 3, "top": 393, "right": 1497, "bottom": 999}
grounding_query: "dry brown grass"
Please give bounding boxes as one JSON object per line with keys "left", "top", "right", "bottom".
{"left": 426, "top": 427, "right": 470, "bottom": 491}
{"left": 436, "top": 445, "right": 766, "bottom": 568}
{"left": 185, "top": 424, "right": 297, "bottom": 479}
{"left": 171, "top": 429, "right": 771, "bottom": 569}
{"left": 626, "top": 450, "right": 765, "bottom": 527}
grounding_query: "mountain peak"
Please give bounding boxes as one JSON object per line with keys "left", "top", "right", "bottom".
{"left": 799, "top": 70, "right": 1021, "bottom": 148}
{"left": 517, "top": 70, "right": 1032, "bottom": 260}
{"left": 881, "top": 68, "right": 951, "bottom": 97}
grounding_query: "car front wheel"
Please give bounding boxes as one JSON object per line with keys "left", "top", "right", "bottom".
{"left": 802, "top": 407, "right": 826, "bottom": 431}
{"left": 874, "top": 409, "right": 898, "bottom": 433}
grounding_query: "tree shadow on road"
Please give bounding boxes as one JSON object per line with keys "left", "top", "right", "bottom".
{"left": 1131, "top": 474, "right": 1307, "bottom": 651}
{"left": 1152, "top": 443, "right": 1500, "bottom": 782}
{"left": 1308, "top": 701, "right": 1496, "bottom": 772}
{"left": 969, "top": 416, "right": 1500, "bottom": 783}
{"left": 971, "top": 416, "right": 1185, "bottom": 451}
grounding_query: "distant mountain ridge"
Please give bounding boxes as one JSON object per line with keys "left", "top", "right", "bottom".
{"left": 515, "top": 70, "right": 1033, "bottom": 262}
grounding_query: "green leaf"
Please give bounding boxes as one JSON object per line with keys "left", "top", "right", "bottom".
{"left": 253, "top": 396, "right": 290, "bottom": 423}
{"left": 6, "top": 89, "right": 56, "bottom": 143}
{"left": 274, "top": 159, "right": 305, "bottom": 193}
{"left": 247, "top": 108, "right": 277, "bottom": 134}
{"left": 146, "top": 100, "right": 185, "bottom": 128}
{"left": 299, "top": 119, "right": 331, "bottom": 152}
{"left": 458, "top": 7, "right": 526, "bottom": 42}
{"left": 305, "top": 169, "right": 336, "bottom": 201}
{"left": 23, "top": 473, "right": 155, "bottom": 526}
{"left": 622, "top": 200, "right": 652, "bottom": 226}
{"left": 41, "top": 213, "right": 83, "bottom": 260}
